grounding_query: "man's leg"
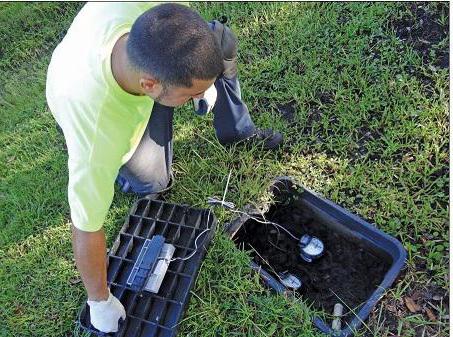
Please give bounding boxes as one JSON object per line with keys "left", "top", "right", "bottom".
{"left": 213, "top": 74, "right": 257, "bottom": 144}
{"left": 209, "top": 20, "right": 282, "bottom": 148}
{"left": 116, "top": 102, "right": 174, "bottom": 196}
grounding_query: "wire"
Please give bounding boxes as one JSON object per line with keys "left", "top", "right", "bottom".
{"left": 247, "top": 244, "right": 290, "bottom": 286}
{"left": 170, "top": 169, "right": 300, "bottom": 263}
{"left": 206, "top": 169, "right": 299, "bottom": 242}
{"left": 207, "top": 197, "right": 235, "bottom": 209}
{"left": 207, "top": 170, "right": 235, "bottom": 209}
{"left": 169, "top": 210, "right": 211, "bottom": 262}
{"left": 171, "top": 169, "right": 234, "bottom": 262}
{"left": 222, "top": 170, "right": 232, "bottom": 205}
{"left": 267, "top": 238, "right": 290, "bottom": 253}
{"left": 229, "top": 208, "right": 300, "bottom": 241}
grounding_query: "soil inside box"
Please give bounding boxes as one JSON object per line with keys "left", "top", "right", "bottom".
{"left": 233, "top": 201, "right": 392, "bottom": 321}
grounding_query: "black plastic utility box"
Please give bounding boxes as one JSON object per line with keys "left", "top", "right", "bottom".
{"left": 78, "top": 198, "right": 217, "bottom": 337}
{"left": 226, "top": 177, "right": 407, "bottom": 337}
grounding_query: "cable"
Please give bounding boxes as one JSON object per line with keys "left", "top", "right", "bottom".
{"left": 170, "top": 169, "right": 300, "bottom": 263}
{"left": 169, "top": 210, "right": 211, "bottom": 262}
{"left": 207, "top": 196, "right": 299, "bottom": 241}
{"left": 206, "top": 169, "right": 299, "bottom": 241}
{"left": 207, "top": 169, "right": 235, "bottom": 209}
{"left": 207, "top": 197, "right": 235, "bottom": 209}
{"left": 171, "top": 169, "right": 234, "bottom": 262}
{"left": 228, "top": 208, "right": 299, "bottom": 241}
{"left": 221, "top": 170, "right": 232, "bottom": 205}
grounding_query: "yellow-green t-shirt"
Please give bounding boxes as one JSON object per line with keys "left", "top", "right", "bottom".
{"left": 46, "top": 2, "right": 159, "bottom": 232}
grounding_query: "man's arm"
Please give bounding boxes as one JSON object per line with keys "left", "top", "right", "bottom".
{"left": 71, "top": 224, "right": 109, "bottom": 301}
{"left": 72, "top": 224, "right": 126, "bottom": 333}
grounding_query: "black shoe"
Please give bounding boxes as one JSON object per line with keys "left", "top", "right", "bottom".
{"left": 243, "top": 128, "right": 283, "bottom": 150}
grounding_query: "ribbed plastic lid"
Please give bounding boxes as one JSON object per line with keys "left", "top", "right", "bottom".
{"left": 77, "top": 198, "right": 217, "bottom": 337}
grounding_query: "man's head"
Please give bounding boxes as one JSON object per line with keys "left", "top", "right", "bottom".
{"left": 127, "top": 3, "right": 224, "bottom": 107}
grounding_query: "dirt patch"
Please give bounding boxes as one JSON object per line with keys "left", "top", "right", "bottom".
{"left": 336, "top": 5, "right": 352, "bottom": 25}
{"left": 351, "top": 126, "right": 384, "bottom": 161}
{"left": 306, "top": 102, "right": 324, "bottom": 126}
{"left": 293, "top": 61, "right": 305, "bottom": 76}
{"left": 276, "top": 100, "right": 297, "bottom": 122}
{"left": 390, "top": 2, "right": 449, "bottom": 69}
{"left": 318, "top": 91, "right": 335, "bottom": 105}
{"left": 233, "top": 203, "right": 392, "bottom": 322}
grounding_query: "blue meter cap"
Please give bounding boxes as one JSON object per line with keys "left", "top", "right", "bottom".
{"left": 299, "top": 234, "right": 324, "bottom": 262}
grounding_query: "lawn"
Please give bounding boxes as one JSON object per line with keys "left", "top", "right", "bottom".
{"left": 0, "top": 2, "right": 449, "bottom": 337}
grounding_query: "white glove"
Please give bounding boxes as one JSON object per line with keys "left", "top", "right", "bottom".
{"left": 87, "top": 289, "right": 126, "bottom": 333}
{"left": 193, "top": 83, "right": 217, "bottom": 115}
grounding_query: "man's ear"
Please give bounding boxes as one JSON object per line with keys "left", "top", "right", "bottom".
{"left": 139, "top": 76, "right": 161, "bottom": 95}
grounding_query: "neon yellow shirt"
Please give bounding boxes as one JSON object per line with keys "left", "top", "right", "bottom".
{"left": 46, "top": 2, "right": 159, "bottom": 232}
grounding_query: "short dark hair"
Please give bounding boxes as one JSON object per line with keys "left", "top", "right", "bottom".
{"left": 127, "top": 3, "right": 224, "bottom": 88}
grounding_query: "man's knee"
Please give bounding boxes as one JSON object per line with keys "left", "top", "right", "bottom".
{"left": 117, "top": 165, "right": 171, "bottom": 196}
{"left": 209, "top": 19, "right": 238, "bottom": 79}
{"left": 209, "top": 19, "right": 237, "bottom": 60}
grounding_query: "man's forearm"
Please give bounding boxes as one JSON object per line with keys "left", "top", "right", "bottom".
{"left": 71, "top": 224, "right": 109, "bottom": 301}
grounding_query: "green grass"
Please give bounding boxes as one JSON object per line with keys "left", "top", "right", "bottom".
{"left": 0, "top": 2, "right": 449, "bottom": 337}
